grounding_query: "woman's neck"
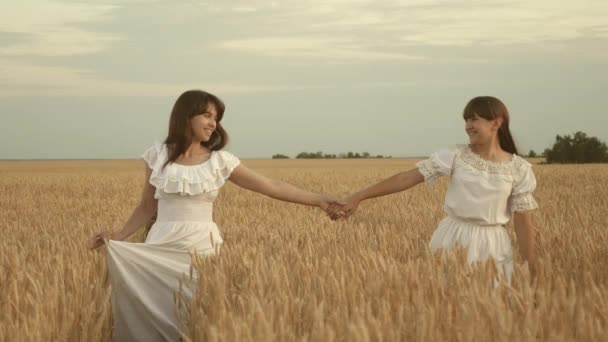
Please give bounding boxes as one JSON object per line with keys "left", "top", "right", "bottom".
{"left": 470, "top": 138, "right": 509, "bottom": 162}
{"left": 183, "top": 141, "right": 209, "bottom": 157}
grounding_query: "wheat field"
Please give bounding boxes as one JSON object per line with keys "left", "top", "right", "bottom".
{"left": 1, "top": 158, "right": 607, "bottom": 341}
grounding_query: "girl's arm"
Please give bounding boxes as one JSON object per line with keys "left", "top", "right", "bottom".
{"left": 328, "top": 168, "right": 425, "bottom": 219}
{"left": 513, "top": 211, "right": 537, "bottom": 278}
{"left": 228, "top": 164, "right": 338, "bottom": 210}
{"left": 89, "top": 163, "right": 158, "bottom": 249}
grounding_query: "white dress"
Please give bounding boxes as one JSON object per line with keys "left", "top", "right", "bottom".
{"left": 105, "top": 143, "right": 240, "bottom": 341}
{"left": 416, "top": 145, "right": 538, "bottom": 283}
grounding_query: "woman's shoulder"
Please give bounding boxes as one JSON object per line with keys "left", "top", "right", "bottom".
{"left": 455, "top": 145, "right": 533, "bottom": 177}
{"left": 432, "top": 144, "right": 467, "bottom": 153}
{"left": 213, "top": 149, "right": 239, "bottom": 160}
{"left": 512, "top": 153, "right": 531, "bottom": 166}
{"left": 144, "top": 147, "right": 240, "bottom": 196}
{"left": 142, "top": 142, "right": 168, "bottom": 168}
{"left": 426, "top": 144, "right": 466, "bottom": 160}
{"left": 511, "top": 154, "right": 535, "bottom": 179}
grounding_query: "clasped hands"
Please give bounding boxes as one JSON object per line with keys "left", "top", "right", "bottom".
{"left": 319, "top": 195, "right": 360, "bottom": 221}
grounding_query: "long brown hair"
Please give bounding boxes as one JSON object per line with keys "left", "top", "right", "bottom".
{"left": 462, "top": 96, "right": 518, "bottom": 155}
{"left": 163, "top": 90, "right": 229, "bottom": 169}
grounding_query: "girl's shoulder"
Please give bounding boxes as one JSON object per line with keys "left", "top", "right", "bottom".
{"left": 455, "top": 144, "right": 531, "bottom": 177}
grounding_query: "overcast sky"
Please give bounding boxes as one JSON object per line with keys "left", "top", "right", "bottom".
{"left": 1, "top": 0, "right": 607, "bottom": 159}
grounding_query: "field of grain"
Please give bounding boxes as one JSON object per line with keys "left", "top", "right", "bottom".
{"left": 1, "top": 158, "right": 607, "bottom": 341}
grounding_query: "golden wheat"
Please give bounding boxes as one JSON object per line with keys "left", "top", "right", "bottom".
{"left": 1, "top": 158, "right": 607, "bottom": 341}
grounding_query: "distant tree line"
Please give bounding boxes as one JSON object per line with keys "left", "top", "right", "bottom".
{"left": 273, "top": 132, "right": 608, "bottom": 164}
{"left": 527, "top": 131, "right": 608, "bottom": 164}
{"left": 272, "top": 151, "right": 392, "bottom": 159}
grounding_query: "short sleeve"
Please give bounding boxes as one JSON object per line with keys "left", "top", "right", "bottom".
{"left": 416, "top": 148, "right": 458, "bottom": 185}
{"left": 146, "top": 148, "right": 240, "bottom": 196}
{"left": 509, "top": 162, "right": 539, "bottom": 213}
{"left": 141, "top": 143, "right": 163, "bottom": 169}
{"left": 215, "top": 150, "right": 241, "bottom": 179}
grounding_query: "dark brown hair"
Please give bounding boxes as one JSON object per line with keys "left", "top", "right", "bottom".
{"left": 462, "top": 96, "right": 518, "bottom": 155}
{"left": 163, "top": 90, "right": 229, "bottom": 169}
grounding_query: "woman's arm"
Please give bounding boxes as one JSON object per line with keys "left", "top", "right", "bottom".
{"left": 513, "top": 210, "right": 537, "bottom": 278}
{"left": 349, "top": 168, "right": 425, "bottom": 203}
{"left": 228, "top": 164, "right": 337, "bottom": 210}
{"left": 89, "top": 163, "right": 158, "bottom": 249}
{"left": 328, "top": 168, "right": 425, "bottom": 219}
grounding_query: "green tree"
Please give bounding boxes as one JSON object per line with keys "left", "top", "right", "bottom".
{"left": 272, "top": 154, "right": 290, "bottom": 159}
{"left": 296, "top": 152, "right": 310, "bottom": 159}
{"left": 544, "top": 131, "right": 608, "bottom": 164}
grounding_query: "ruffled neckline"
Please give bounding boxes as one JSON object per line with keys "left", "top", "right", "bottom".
{"left": 143, "top": 143, "right": 240, "bottom": 196}
{"left": 171, "top": 151, "right": 215, "bottom": 168}
{"left": 464, "top": 144, "right": 516, "bottom": 165}
{"left": 457, "top": 144, "right": 526, "bottom": 176}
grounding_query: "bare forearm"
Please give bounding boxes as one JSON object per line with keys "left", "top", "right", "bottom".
{"left": 264, "top": 179, "right": 322, "bottom": 207}
{"left": 351, "top": 169, "right": 424, "bottom": 203}
{"left": 112, "top": 204, "right": 157, "bottom": 241}
{"left": 515, "top": 221, "right": 536, "bottom": 263}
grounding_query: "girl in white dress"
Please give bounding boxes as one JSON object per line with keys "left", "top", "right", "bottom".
{"left": 89, "top": 90, "right": 338, "bottom": 341}
{"left": 328, "top": 96, "right": 538, "bottom": 283}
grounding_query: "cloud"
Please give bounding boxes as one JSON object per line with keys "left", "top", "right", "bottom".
{"left": 0, "top": 58, "right": 415, "bottom": 97}
{"left": 0, "top": 0, "right": 120, "bottom": 56}
{"left": 215, "top": 0, "right": 608, "bottom": 56}
{"left": 3, "top": 0, "right": 607, "bottom": 60}
{"left": 220, "top": 36, "right": 423, "bottom": 62}
{"left": 1, "top": 0, "right": 605, "bottom": 96}
{"left": 0, "top": 59, "right": 289, "bottom": 96}
{"left": 232, "top": 6, "right": 258, "bottom": 13}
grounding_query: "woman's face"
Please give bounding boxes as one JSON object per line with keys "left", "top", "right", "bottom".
{"left": 190, "top": 104, "right": 218, "bottom": 142}
{"left": 465, "top": 113, "right": 501, "bottom": 145}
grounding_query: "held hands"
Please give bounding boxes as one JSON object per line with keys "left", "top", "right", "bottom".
{"left": 90, "top": 194, "right": 355, "bottom": 249}
{"left": 320, "top": 195, "right": 360, "bottom": 221}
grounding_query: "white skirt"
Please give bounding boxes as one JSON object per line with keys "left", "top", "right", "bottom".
{"left": 106, "top": 221, "right": 222, "bottom": 341}
{"left": 429, "top": 216, "right": 513, "bottom": 283}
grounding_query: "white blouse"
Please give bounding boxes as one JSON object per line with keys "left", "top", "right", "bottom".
{"left": 417, "top": 145, "right": 538, "bottom": 226}
{"left": 142, "top": 143, "right": 240, "bottom": 199}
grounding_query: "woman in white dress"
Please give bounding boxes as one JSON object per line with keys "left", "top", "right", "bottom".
{"left": 328, "top": 96, "right": 539, "bottom": 283}
{"left": 88, "top": 90, "right": 338, "bottom": 341}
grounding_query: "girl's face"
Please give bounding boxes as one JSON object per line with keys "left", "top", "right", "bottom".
{"left": 190, "top": 104, "right": 217, "bottom": 142}
{"left": 465, "top": 113, "right": 502, "bottom": 145}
